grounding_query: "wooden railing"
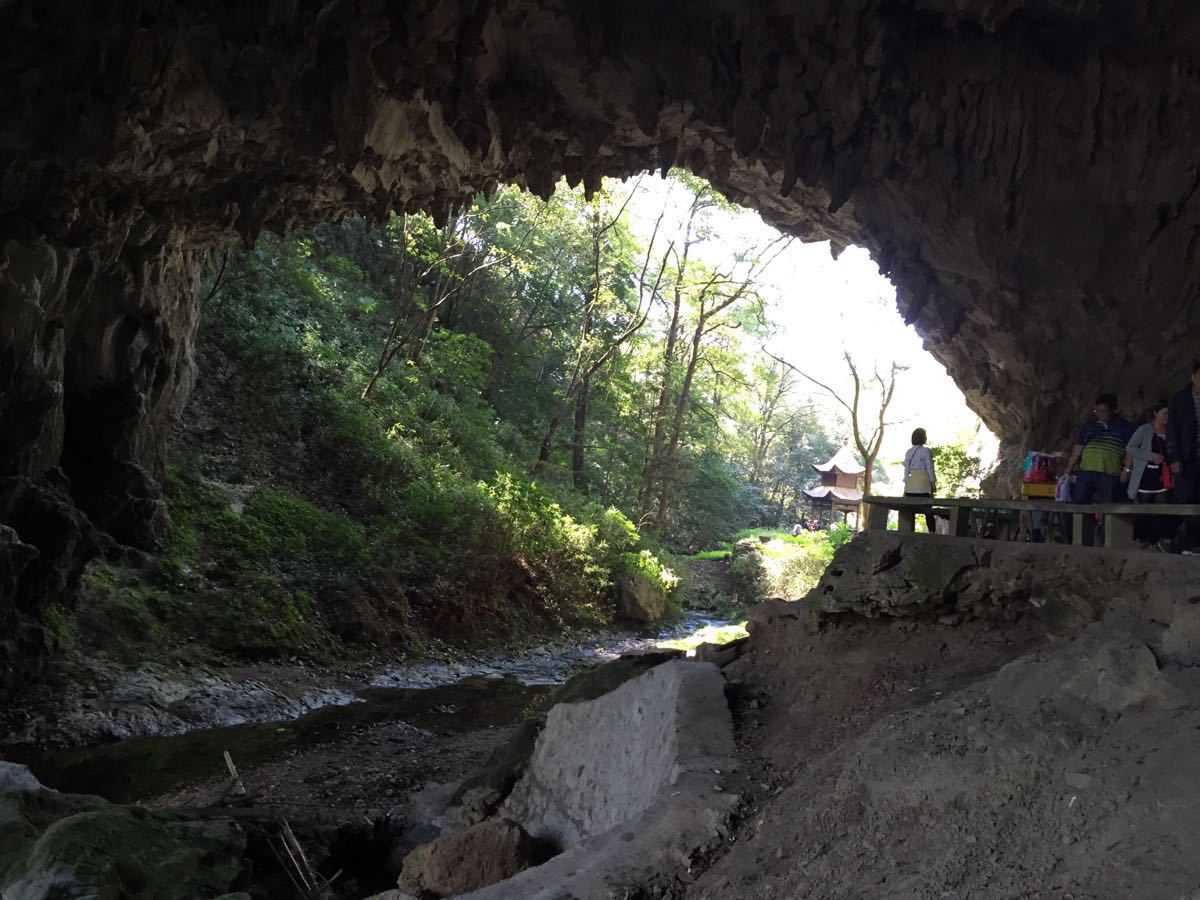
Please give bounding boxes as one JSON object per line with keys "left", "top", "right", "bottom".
{"left": 863, "top": 494, "right": 1200, "bottom": 547}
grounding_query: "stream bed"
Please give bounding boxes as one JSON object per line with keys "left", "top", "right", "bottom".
{"left": 2, "top": 613, "right": 733, "bottom": 806}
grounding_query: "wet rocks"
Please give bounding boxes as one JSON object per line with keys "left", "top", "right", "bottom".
{"left": 398, "top": 817, "right": 555, "bottom": 897}
{"left": 0, "top": 762, "right": 245, "bottom": 899}
{"left": 9, "top": 659, "right": 359, "bottom": 746}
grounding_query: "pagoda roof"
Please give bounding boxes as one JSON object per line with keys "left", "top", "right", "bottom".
{"left": 812, "top": 447, "right": 865, "bottom": 476}
{"left": 803, "top": 485, "right": 863, "bottom": 502}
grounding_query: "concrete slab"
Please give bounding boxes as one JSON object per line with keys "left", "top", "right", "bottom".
{"left": 466, "top": 660, "right": 736, "bottom": 899}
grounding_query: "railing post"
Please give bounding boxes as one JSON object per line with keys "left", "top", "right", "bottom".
{"left": 1072, "top": 512, "right": 1095, "bottom": 546}
{"left": 866, "top": 502, "right": 889, "bottom": 531}
{"left": 1105, "top": 513, "right": 1134, "bottom": 548}
{"left": 949, "top": 506, "right": 973, "bottom": 537}
{"left": 898, "top": 507, "right": 916, "bottom": 533}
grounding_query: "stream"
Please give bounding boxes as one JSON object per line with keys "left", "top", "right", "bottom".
{"left": 2, "top": 613, "right": 733, "bottom": 806}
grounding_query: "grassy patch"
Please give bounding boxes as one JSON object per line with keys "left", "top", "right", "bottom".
{"left": 657, "top": 621, "right": 749, "bottom": 652}
{"left": 688, "top": 548, "right": 731, "bottom": 560}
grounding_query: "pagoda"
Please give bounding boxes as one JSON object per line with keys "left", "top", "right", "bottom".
{"left": 802, "top": 447, "right": 865, "bottom": 524}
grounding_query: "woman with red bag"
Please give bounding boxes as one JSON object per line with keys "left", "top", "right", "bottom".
{"left": 1123, "top": 402, "right": 1174, "bottom": 550}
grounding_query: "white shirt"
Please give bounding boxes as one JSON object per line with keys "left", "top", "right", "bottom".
{"left": 903, "top": 445, "right": 936, "bottom": 485}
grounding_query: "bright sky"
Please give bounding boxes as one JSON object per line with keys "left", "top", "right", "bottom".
{"left": 620, "top": 173, "right": 999, "bottom": 486}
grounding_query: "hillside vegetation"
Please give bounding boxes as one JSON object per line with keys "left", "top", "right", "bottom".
{"left": 60, "top": 175, "right": 852, "bottom": 662}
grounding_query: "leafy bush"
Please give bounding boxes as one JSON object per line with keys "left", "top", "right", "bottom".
{"left": 612, "top": 550, "right": 679, "bottom": 592}
{"left": 728, "top": 528, "right": 845, "bottom": 604}
{"left": 242, "top": 488, "right": 369, "bottom": 572}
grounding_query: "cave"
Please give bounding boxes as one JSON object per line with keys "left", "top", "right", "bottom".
{"left": 1, "top": 1, "right": 1197, "bottom": 681}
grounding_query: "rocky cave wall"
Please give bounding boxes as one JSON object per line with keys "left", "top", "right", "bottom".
{"left": 4, "top": 0, "right": 1200, "bottom": 686}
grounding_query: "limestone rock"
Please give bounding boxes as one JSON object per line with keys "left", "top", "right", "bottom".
{"left": 468, "top": 660, "right": 737, "bottom": 899}
{"left": 989, "top": 640, "right": 1167, "bottom": 725}
{"left": 694, "top": 636, "right": 749, "bottom": 667}
{"left": 1161, "top": 604, "right": 1200, "bottom": 666}
{"left": 612, "top": 571, "right": 667, "bottom": 623}
{"left": 813, "top": 532, "right": 1200, "bottom": 631}
{"left": 398, "top": 817, "right": 554, "bottom": 897}
{"left": 446, "top": 651, "right": 683, "bottom": 827}
{"left": 817, "top": 533, "right": 979, "bottom": 618}
{"left": 0, "top": 763, "right": 245, "bottom": 899}
{"left": 500, "top": 660, "right": 733, "bottom": 847}
{"left": 746, "top": 598, "right": 809, "bottom": 636}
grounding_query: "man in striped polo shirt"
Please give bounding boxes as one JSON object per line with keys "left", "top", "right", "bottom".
{"left": 1063, "top": 393, "right": 1134, "bottom": 506}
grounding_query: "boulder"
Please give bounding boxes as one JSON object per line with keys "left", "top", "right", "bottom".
{"left": 398, "top": 817, "right": 554, "bottom": 897}
{"left": 444, "top": 650, "right": 684, "bottom": 830}
{"left": 694, "top": 636, "right": 749, "bottom": 667}
{"left": 612, "top": 572, "right": 666, "bottom": 622}
{"left": 1161, "top": 603, "right": 1200, "bottom": 666}
{"left": 467, "top": 660, "right": 737, "bottom": 899}
{"left": 813, "top": 531, "right": 1200, "bottom": 630}
{"left": 500, "top": 660, "right": 734, "bottom": 847}
{"left": 0, "top": 763, "right": 245, "bottom": 900}
{"left": 989, "top": 639, "right": 1167, "bottom": 726}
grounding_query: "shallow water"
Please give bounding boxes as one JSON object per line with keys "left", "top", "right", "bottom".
{"left": 2, "top": 613, "right": 730, "bottom": 804}
{"left": 4, "top": 677, "right": 551, "bottom": 804}
{"left": 370, "top": 613, "right": 727, "bottom": 688}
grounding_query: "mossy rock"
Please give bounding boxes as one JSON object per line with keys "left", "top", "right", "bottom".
{"left": 0, "top": 763, "right": 245, "bottom": 900}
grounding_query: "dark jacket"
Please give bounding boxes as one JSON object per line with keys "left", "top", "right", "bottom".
{"left": 1166, "top": 384, "right": 1197, "bottom": 465}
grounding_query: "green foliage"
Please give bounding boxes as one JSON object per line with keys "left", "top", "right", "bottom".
{"left": 727, "top": 528, "right": 844, "bottom": 605}
{"left": 612, "top": 550, "right": 679, "bottom": 593}
{"left": 828, "top": 521, "right": 855, "bottom": 549}
{"left": 242, "top": 489, "right": 369, "bottom": 571}
{"left": 41, "top": 604, "right": 75, "bottom": 649}
{"left": 689, "top": 549, "right": 731, "bottom": 560}
{"left": 162, "top": 173, "right": 854, "bottom": 654}
{"left": 931, "top": 444, "right": 984, "bottom": 498}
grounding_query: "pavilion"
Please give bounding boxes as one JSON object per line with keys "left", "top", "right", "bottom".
{"left": 802, "top": 447, "right": 865, "bottom": 525}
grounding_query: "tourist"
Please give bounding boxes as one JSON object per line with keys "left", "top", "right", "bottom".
{"left": 1167, "top": 362, "right": 1200, "bottom": 549}
{"left": 1123, "top": 402, "right": 1173, "bottom": 550}
{"left": 1062, "top": 393, "right": 1133, "bottom": 506}
{"left": 903, "top": 428, "right": 937, "bottom": 533}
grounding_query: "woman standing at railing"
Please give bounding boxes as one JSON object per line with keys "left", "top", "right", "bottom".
{"left": 1123, "top": 402, "right": 1174, "bottom": 551}
{"left": 903, "top": 428, "right": 938, "bottom": 533}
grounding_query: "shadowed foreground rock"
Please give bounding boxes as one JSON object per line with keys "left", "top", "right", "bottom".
{"left": 791, "top": 529, "right": 1200, "bottom": 626}
{"left": 397, "top": 817, "right": 554, "bottom": 898}
{"left": 0, "top": 762, "right": 244, "bottom": 899}
{"left": 690, "top": 533, "right": 1200, "bottom": 899}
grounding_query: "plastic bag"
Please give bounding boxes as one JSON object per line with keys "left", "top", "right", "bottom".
{"left": 1054, "top": 474, "right": 1071, "bottom": 502}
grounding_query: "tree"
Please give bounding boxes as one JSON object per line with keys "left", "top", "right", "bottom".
{"left": 745, "top": 355, "right": 804, "bottom": 485}
{"left": 931, "top": 443, "right": 983, "bottom": 498}
{"left": 639, "top": 175, "right": 793, "bottom": 530}
{"left": 769, "top": 350, "right": 907, "bottom": 529}
{"left": 533, "top": 182, "right": 670, "bottom": 492}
